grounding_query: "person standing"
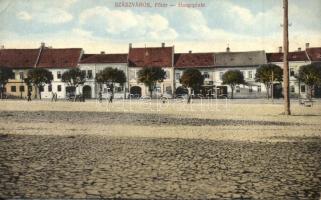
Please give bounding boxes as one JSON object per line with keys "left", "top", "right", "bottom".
{"left": 27, "top": 88, "right": 31, "bottom": 101}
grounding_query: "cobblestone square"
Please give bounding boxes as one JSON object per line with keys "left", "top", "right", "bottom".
{"left": 0, "top": 100, "right": 321, "bottom": 199}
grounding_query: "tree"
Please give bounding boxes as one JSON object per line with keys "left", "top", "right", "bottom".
{"left": 62, "top": 68, "right": 86, "bottom": 100}
{"left": 137, "top": 67, "right": 166, "bottom": 98}
{"left": 0, "top": 67, "right": 14, "bottom": 99}
{"left": 255, "top": 64, "right": 283, "bottom": 99}
{"left": 297, "top": 63, "right": 321, "bottom": 99}
{"left": 96, "top": 67, "right": 126, "bottom": 102}
{"left": 26, "top": 68, "right": 53, "bottom": 99}
{"left": 222, "top": 70, "right": 246, "bottom": 99}
{"left": 180, "top": 68, "right": 204, "bottom": 103}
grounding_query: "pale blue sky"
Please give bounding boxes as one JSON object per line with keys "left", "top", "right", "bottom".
{"left": 0, "top": 0, "right": 320, "bottom": 53}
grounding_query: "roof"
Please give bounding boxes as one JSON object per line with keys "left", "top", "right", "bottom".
{"left": 306, "top": 47, "right": 321, "bottom": 62}
{"left": 80, "top": 53, "right": 128, "bottom": 64}
{"left": 266, "top": 51, "right": 309, "bottom": 63}
{"left": 214, "top": 51, "right": 267, "bottom": 67}
{"left": 37, "top": 48, "right": 82, "bottom": 68}
{"left": 128, "top": 47, "right": 173, "bottom": 67}
{"left": 0, "top": 49, "right": 40, "bottom": 69}
{"left": 174, "top": 53, "right": 214, "bottom": 68}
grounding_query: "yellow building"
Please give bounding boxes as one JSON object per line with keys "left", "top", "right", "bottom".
{"left": 0, "top": 48, "right": 39, "bottom": 99}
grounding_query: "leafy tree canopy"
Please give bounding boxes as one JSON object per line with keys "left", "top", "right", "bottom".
{"left": 62, "top": 68, "right": 85, "bottom": 88}
{"left": 222, "top": 70, "right": 246, "bottom": 86}
{"left": 27, "top": 68, "right": 53, "bottom": 87}
{"left": 96, "top": 67, "right": 126, "bottom": 86}
{"left": 180, "top": 68, "right": 204, "bottom": 90}
{"left": 297, "top": 63, "right": 321, "bottom": 87}
{"left": 255, "top": 64, "right": 283, "bottom": 85}
{"left": 0, "top": 66, "right": 14, "bottom": 86}
{"left": 137, "top": 67, "right": 166, "bottom": 93}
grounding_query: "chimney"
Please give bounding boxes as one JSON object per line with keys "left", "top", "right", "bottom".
{"left": 278, "top": 46, "right": 282, "bottom": 53}
{"left": 40, "top": 42, "right": 45, "bottom": 48}
{"left": 161, "top": 42, "right": 165, "bottom": 48}
{"left": 188, "top": 50, "right": 192, "bottom": 54}
{"left": 305, "top": 43, "right": 310, "bottom": 49}
{"left": 298, "top": 47, "right": 301, "bottom": 51}
{"left": 100, "top": 51, "right": 105, "bottom": 54}
{"left": 129, "top": 43, "right": 132, "bottom": 49}
{"left": 226, "top": 47, "right": 230, "bottom": 52}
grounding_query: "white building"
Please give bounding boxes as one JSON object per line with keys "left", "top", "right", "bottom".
{"left": 79, "top": 53, "right": 128, "bottom": 99}
{"left": 35, "top": 45, "right": 83, "bottom": 99}
{"left": 214, "top": 49, "right": 268, "bottom": 98}
{"left": 127, "top": 43, "right": 175, "bottom": 97}
{"left": 267, "top": 45, "right": 311, "bottom": 98}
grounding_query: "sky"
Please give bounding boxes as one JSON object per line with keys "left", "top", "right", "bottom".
{"left": 0, "top": 0, "right": 320, "bottom": 53}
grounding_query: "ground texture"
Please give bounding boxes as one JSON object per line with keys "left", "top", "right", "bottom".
{"left": 0, "top": 100, "right": 321, "bottom": 199}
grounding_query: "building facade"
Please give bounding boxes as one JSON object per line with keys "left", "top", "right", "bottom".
{"left": 79, "top": 53, "right": 128, "bottom": 99}
{"left": 127, "top": 43, "right": 175, "bottom": 97}
{"left": 0, "top": 48, "right": 39, "bottom": 98}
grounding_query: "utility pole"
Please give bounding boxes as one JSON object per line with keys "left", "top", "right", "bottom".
{"left": 271, "top": 69, "right": 274, "bottom": 104}
{"left": 283, "top": 0, "right": 291, "bottom": 115}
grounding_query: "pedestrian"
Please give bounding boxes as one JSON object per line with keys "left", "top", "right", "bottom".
{"left": 27, "top": 89, "right": 31, "bottom": 101}
{"left": 51, "top": 91, "right": 55, "bottom": 102}
{"left": 54, "top": 92, "right": 58, "bottom": 102}
{"left": 98, "top": 91, "right": 102, "bottom": 103}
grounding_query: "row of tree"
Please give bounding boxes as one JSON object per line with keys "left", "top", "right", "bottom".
{"left": 1, "top": 63, "right": 321, "bottom": 100}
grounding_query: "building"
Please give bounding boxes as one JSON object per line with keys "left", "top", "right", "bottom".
{"left": 79, "top": 52, "right": 128, "bottom": 99}
{"left": 214, "top": 49, "right": 268, "bottom": 98}
{"left": 174, "top": 51, "right": 215, "bottom": 96}
{"left": 127, "top": 43, "right": 174, "bottom": 97}
{"left": 37, "top": 45, "right": 83, "bottom": 99}
{"left": 0, "top": 48, "right": 39, "bottom": 98}
{"left": 266, "top": 46, "right": 310, "bottom": 98}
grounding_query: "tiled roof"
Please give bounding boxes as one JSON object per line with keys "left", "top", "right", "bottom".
{"left": 266, "top": 51, "right": 309, "bottom": 63}
{"left": 128, "top": 47, "right": 173, "bottom": 67}
{"left": 174, "top": 53, "right": 214, "bottom": 68}
{"left": 80, "top": 53, "right": 127, "bottom": 63}
{"left": 0, "top": 49, "right": 40, "bottom": 69}
{"left": 306, "top": 47, "right": 321, "bottom": 62}
{"left": 37, "top": 48, "right": 82, "bottom": 68}
{"left": 214, "top": 51, "right": 267, "bottom": 67}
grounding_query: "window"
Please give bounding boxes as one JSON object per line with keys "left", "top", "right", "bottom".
{"left": 236, "top": 86, "right": 240, "bottom": 93}
{"left": 57, "top": 85, "right": 62, "bottom": 92}
{"left": 248, "top": 71, "right": 253, "bottom": 79}
{"left": 219, "top": 72, "right": 224, "bottom": 80}
{"left": 19, "top": 86, "right": 24, "bottom": 92}
{"left": 87, "top": 70, "right": 93, "bottom": 79}
{"left": 249, "top": 86, "right": 253, "bottom": 93}
{"left": 48, "top": 85, "right": 52, "bottom": 92}
{"left": 57, "top": 71, "right": 61, "bottom": 79}
{"left": 300, "top": 85, "right": 306, "bottom": 93}
{"left": 290, "top": 68, "right": 295, "bottom": 77}
{"left": 203, "top": 72, "right": 209, "bottom": 79}
{"left": 165, "top": 71, "right": 170, "bottom": 79}
{"left": 257, "top": 86, "right": 261, "bottom": 92}
{"left": 175, "top": 73, "right": 180, "bottom": 80}
{"left": 11, "top": 86, "right": 16, "bottom": 92}
{"left": 290, "top": 85, "right": 295, "bottom": 93}
{"left": 19, "top": 72, "right": 24, "bottom": 80}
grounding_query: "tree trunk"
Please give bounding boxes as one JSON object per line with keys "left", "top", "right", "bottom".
{"left": 283, "top": 0, "right": 291, "bottom": 115}
{"left": 34, "top": 85, "right": 38, "bottom": 99}
{"left": 265, "top": 83, "right": 270, "bottom": 99}
{"left": 231, "top": 86, "right": 234, "bottom": 99}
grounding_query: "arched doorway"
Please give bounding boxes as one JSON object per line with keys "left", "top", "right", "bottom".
{"left": 83, "top": 85, "right": 92, "bottom": 99}
{"left": 130, "top": 86, "right": 142, "bottom": 97}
